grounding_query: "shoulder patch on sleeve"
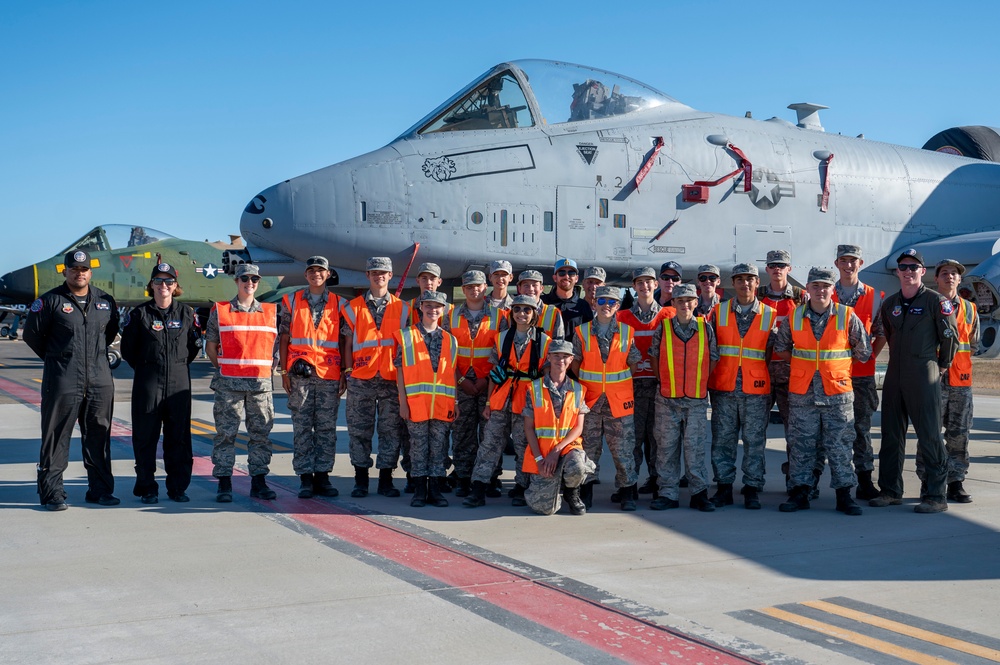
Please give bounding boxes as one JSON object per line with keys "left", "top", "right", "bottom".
{"left": 940, "top": 299, "right": 954, "bottom": 316}
{"left": 30, "top": 298, "right": 43, "bottom": 313}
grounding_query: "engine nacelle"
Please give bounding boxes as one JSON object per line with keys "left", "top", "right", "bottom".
{"left": 964, "top": 251, "right": 1000, "bottom": 358}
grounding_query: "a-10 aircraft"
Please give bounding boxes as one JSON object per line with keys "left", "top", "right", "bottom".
{"left": 0, "top": 224, "right": 293, "bottom": 309}
{"left": 232, "top": 59, "right": 1000, "bottom": 356}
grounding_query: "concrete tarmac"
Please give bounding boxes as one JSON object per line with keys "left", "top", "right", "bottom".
{"left": 1, "top": 340, "right": 999, "bottom": 665}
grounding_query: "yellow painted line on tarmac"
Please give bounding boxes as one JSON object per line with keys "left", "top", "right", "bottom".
{"left": 803, "top": 600, "right": 1000, "bottom": 662}
{"left": 759, "top": 607, "right": 957, "bottom": 665}
{"left": 32, "top": 378, "right": 42, "bottom": 383}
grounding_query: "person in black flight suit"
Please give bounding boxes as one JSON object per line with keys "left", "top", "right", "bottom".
{"left": 120, "top": 263, "right": 200, "bottom": 504}
{"left": 23, "top": 248, "right": 121, "bottom": 511}
{"left": 870, "top": 248, "right": 958, "bottom": 514}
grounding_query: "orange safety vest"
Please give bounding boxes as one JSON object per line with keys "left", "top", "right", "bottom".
{"left": 708, "top": 301, "right": 775, "bottom": 394}
{"left": 575, "top": 320, "right": 635, "bottom": 417}
{"left": 393, "top": 326, "right": 458, "bottom": 423}
{"left": 522, "top": 377, "right": 584, "bottom": 474}
{"left": 283, "top": 290, "right": 344, "bottom": 380}
{"left": 789, "top": 303, "right": 853, "bottom": 396}
{"left": 759, "top": 287, "right": 799, "bottom": 329}
{"left": 343, "top": 294, "right": 409, "bottom": 381}
{"left": 448, "top": 307, "right": 501, "bottom": 379}
{"left": 832, "top": 283, "right": 882, "bottom": 378}
{"left": 489, "top": 330, "right": 552, "bottom": 414}
{"left": 948, "top": 297, "right": 976, "bottom": 387}
{"left": 215, "top": 301, "right": 277, "bottom": 379}
{"left": 538, "top": 302, "right": 561, "bottom": 339}
{"left": 658, "top": 316, "right": 711, "bottom": 399}
{"left": 617, "top": 307, "right": 671, "bottom": 380}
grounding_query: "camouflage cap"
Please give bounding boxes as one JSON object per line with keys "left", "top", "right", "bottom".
{"left": 731, "top": 263, "right": 759, "bottom": 278}
{"left": 64, "top": 249, "right": 91, "bottom": 269}
{"left": 766, "top": 249, "right": 791, "bottom": 265}
{"left": 419, "top": 290, "right": 448, "bottom": 306}
{"left": 836, "top": 245, "right": 863, "bottom": 259}
{"left": 807, "top": 267, "right": 837, "bottom": 285}
{"left": 510, "top": 294, "right": 538, "bottom": 308}
{"left": 935, "top": 258, "right": 966, "bottom": 276}
{"left": 518, "top": 269, "right": 543, "bottom": 284}
{"left": 584, "top": 266, "right": 607, "bottom": 282}
{"left": 306, "top": 256, "right": 329, "bottom": 270}
{"left": 895, "top": 248, "right": 924, "bottom": 266}
{"left": 366, "top": 256, "right": 393, "bottom": 272}
{"left": 416, "top": 262, "right": 442, "bottom": 277}
{"left": 488, "top": 259, "right": 513, "bottom": 275}
{"left": 697, "top": 264, "right": 720, "bottom": 277}
{"left": 461, "top": 269, "right": 487, "bottom": 285}
{"left": 673, "top": 283, "right": 698, "bottom": 300}
{"left": 594, "top": 285, "right": 621, "bottom": 301}
{"left": 234, "top": 263, "right": 260, "bottom": 278}
{"left": 549, "top": 340, "right": 574, "bottom": 356}
{"left": 631, "top": 266, "right": 656, "bottom": 282}
{"left": 151, "top": 262, "right": 178, "bottom": 280}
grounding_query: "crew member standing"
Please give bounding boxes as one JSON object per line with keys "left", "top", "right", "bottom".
{"left": 654, "top": 261, "right": 682, "bottom": 309}
{"left": 205, "top": 263, "right": 279, "bottom": 502}
{"left": 871, "top": 249, "right": 958, "bottom": 513}
{"left": 518, "top": 270, "right": 564, "bottom": 341}
{"left": 120, "top": 262, "right": 199, "bottom": 504}
{"left": 487, "top": 260, "right": 515, "bottom": 313}
{"left": 581, "top": 267, "right": 606, "bottom": 313}
{"left": 695, "top": 265, "right": 723, "bottom": 318}
{"left": 541, "top": 258, "right": 592, "bottom": 342}
{"left": 406, "top": 263, "right": 451, "bottom": 325}
{"left": 278, "top": 256, "right": 349, "bottom": 499}
{"left": 24, "top": 248, "right": 120, "bottom": 510}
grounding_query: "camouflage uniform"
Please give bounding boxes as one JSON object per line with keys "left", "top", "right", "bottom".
{"left": 279, "top": 291, "right": 350, "bottom": 475}
{"left": 346, "top": 291, "right": 405, "bottom": 470}
{"left": 649, "top": 317, "right": 719, "bottom": 500}
{"left": 760, "top": 283, "right": 800, "bottom": 435}
{"left": 710, "top": 300, "right": 774, "bottom": 489}
{"left": 522, "top": 375, "right": 595, "bottom": 515}
{"left": 773, "top": 304, "right": 872, "bottom": 490}
{"left": 206, "top": 298, "right": 276, "bottom": 477}
{"left": 628, "top": 300, "right": 662, "bottom": 480}
{"left": 394, "top": 322, "right": 452, "bottom": 478}
{"left": 695, "top": 293, "right": 721, "bottom": 318}
{"left": 573, "top": 320, "right": 641, "bottom": 489}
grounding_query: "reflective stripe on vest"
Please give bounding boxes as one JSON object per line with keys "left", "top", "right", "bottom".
{"left": 617, "top": 308, "right": 669, "bottom": 380}
{"left": 283, "top": 290, "right": 343, "bottom": 380}
{"left": 789, "top": 303, "right": 853, "bottom": 395}
{"left": 833, "top": 284, "right": 880, "bottom": 377}
{"left": 538, "top": 303, "right": 560, "bottom": 338}
{"left": 347, "top": 295, "right": 408, "bottom": 381}
{"left": 396, "top": 327, "right": 458, "bottom": 423}
{"left": 522, "top": 378, "right": 584, "bottom": 475}
{"left": 449, "top": 307, "right": 501, "bottom": 379}
{"left": 708, "top": 302, "right": 774, "bottom": 394}
{"left": 659, "top": 317, "right": 710, "bottom": 399}
{"left": 576, "top": 320, "right": 635, "bottom": 417}
{"left": 216, "top": 301, "right": 277, "bottom": 379}
{"left": 489, "top": 331, "right": 552, "bottom": 414}
{"left": 948, "top": 297, "right": 976, "bottom": 387}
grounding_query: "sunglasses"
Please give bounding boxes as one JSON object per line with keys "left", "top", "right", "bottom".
{"left": 766, "top": 263, "right": 789, "bottom": 269}
{"left": 897, "top": 264, "right": 922, "bottom": 272}
{"left": 659, "top": 274, "right": 682, "bottom": 282}
{"left": 151, "top": 278, "right": 176, "bottom": 286}
{"left": 239, "top": 275, "right": 261, "bottom": 283}
{"left": 698, "top": 275, "right": 719, "bottom": 282}
{"left": 555, "top": 269, "right": 577, "bottom": 276}
{"left": 511, "top": 306, "right": 534, "bottom": 314}
{"left": 596, "top": 297, "right": 619, "bottom": 307}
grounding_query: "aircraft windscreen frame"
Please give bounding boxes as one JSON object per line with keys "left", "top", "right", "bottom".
{"left": 419, "top": 71, "right": 534, "bottom": 134}
{"left": 60, "top": 225, "right": 176, "bottom": 254}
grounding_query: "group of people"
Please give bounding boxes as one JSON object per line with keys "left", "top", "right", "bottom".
{"left": 23, "top": 243, "right": 977, "bottom": 518}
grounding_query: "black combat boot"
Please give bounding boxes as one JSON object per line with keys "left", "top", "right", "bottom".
{"left": 510, "top": 483, "right": 527, "bottom": 507}
{"left": 312, "top": 472, "right": 339, "bottom": 497}
{"left": 855, "top": 470, "right": 879, "bottom": 501}
{"left": 650, "top": 495, "right": 679, "bottom": 510}
{"left": 710, "top": 483, "right": 734, "bottom": 508}
{"left": 610, "top": 488, "right": 622, "bottom": 503}
{"left": 455, "top": 477, "right": 472, "bottom": 498}
{"left": 563, "top": 485, "right": 587, "bottom": 515}
{"left": 351, "top": 466, "right": 369, "bottom": 498}
{"left": 620, "top": 484, "right": 638, "bottom": 512}
{"left": 377, "top": 468, "right": 400, "bottom": 497}
{"left": 808, "top": 469, "right": 822, "bottom": 500}
{"left": 250, "top": 474, "right": 276, "bottom": 500}
{"left": 298, "top": 473, "right": 314, "bottom": 499}
{"left": 947, "top": 480, "right": 972, "bottom": 503}
{"left": 779, "top": 486, "right": 811, "bottom": 512}
{"left": 427, "top": 477, "right": 449, "bottom": 508}
{"left": 637, "top": 476, "right": 657, "bottom": 494}
{"left": 403, "top": 472, "right": 415, "bottom": 494}
{"left": 486, "top": 475, "right": 503, "bottom": 498}
{"left": 436, "top": 476, "right": 453, "bottom": 494}
{"left": 741, "top": 485, "right": 762, "bottom": 510}
{"left": 580, "top": 481, "right": 595, "bottom": 510}
{"left": 835, "top": 487, "right": 863, "bottom": 516}
{"left": 689, "top": 489, "right": 716, "bottom": 512}
{"left": 463, "top": 481, "right": 487, "bottom": 508}
{"left": 410, "top": 477, "right": 428, "bottom": 507}
{"left": 216, "top": 476, "right": 233, "bottom": 503}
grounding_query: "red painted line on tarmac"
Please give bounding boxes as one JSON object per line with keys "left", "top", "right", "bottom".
{"left": 0, "top": 377, "right": 757, "bottom": 664}
{"left": 0, "top": 376, "right": 42, "bottom": 406}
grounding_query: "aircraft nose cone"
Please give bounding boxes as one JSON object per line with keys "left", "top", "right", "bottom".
{"left": 0, "top": 267, "right": 36, "bottom": 303}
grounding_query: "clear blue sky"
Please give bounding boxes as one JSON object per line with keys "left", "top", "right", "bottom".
{"left": 2, "top": 1, "right": 997, "bottom": 276}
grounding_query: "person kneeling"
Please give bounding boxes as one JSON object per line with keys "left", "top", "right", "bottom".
{"left": 522, "top": 341, "right": 596, "bottom": 516}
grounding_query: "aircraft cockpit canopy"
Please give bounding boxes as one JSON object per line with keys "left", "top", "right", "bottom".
{"left": 409, "top": 60, "right": 677, "bottom": 137}
{"left": 61, "top": 225, "right": 175, "bottom": 254}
